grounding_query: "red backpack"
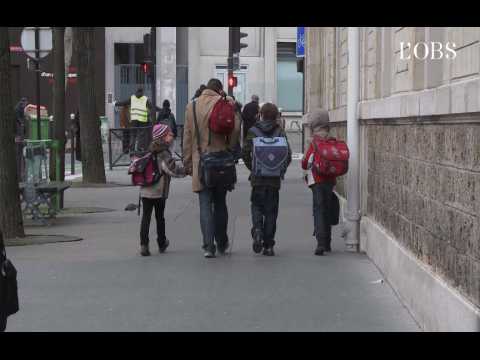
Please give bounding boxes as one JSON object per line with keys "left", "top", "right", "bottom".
{"left": 209, "top": 95, "right": 235, "bottom": 135}
{"left": 128, "top": 152, "right": 162, "bottom": 187}
{"left": 312, "top": 136, "right": 350, "bottom": 177}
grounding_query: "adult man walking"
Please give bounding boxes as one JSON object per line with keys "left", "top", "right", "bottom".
{"left": 183, "top": 79, "right": 241, "bottom": 258}
{"left": 115, "top": 88, "right": 158, "bottom": 154}
{"left": 241, "top": 94, "right": 260, "bottom": 140}
{"left": 14, "top": 97, "right": 27, "bottom": 181}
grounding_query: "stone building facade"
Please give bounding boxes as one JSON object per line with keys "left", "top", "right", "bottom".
{"left": 304, "top": 27, "right": 480, "bottom": 330}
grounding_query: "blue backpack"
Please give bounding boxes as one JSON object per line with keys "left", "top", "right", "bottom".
{"left": 251, "top": 127, "right": 289, "bottom": 178}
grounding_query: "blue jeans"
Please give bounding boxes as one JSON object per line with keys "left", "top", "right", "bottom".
{"left": 198, "top": 187, "right": 229, "bottom": 252}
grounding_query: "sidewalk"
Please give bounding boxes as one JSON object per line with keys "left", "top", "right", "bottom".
{"left": 5, "top": 161, "right": 420, "bottom": 331}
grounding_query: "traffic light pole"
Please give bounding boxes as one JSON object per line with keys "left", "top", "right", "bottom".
{"left": 35, "top": 27, "right": 41, "bottom": 140}
{"left": 227, "top": 27, "right": 234, "bottom": 97}
{"left": 151, "top": 27, "right": 157, "bottom": 117}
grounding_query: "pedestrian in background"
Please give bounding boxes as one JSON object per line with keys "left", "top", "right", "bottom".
{"left": 14, "top": 97, "right": 28, "bottom": 181}
{"left": 115, "top": 88, "right": 156, "bottom": 154}
{"left": 139, "top": 124, "right": 186, "bottom": 256}
{"left": 157, "top": 100, "right": 178, "bottom": 139}
{"left": 242, "top": 103, "right": 292, "bottom": 256}
{"left": 242, "top": 95, "right": 260, "bottom": 140}
{"left": 192, "top": 84, "right": 207, "bottom": 101}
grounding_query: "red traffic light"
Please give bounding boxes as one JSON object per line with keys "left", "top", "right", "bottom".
{"left": 228, "top": 76, "right": 238, "bottom": 88}
{"left": 142, "top": 63, "right": 150, "bottom": 74}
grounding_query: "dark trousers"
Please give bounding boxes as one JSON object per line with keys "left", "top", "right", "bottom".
{"left": 198, "top": 187, "right": 228, "bottom": 251}
{"left": 251, "top": 186, "right": 279, "bottom": 248}
{"left": 130, "top": 120, "right": 150, "bottom": 153}
{"left": 140, "top": 197, "right": 166, "bottom": 247}
{"left": 0, "top": 316, "right": 6, "bottom": 332}
{"left": 311, "top": 182, "right": 335, "bottom": 249}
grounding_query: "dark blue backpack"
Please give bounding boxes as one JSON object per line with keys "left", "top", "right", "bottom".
{"left": 250, "top": 127, "right": 289, "bottom": 178}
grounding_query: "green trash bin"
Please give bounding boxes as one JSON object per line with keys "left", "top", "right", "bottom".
{"left": 28, "top": 117, "right": 51, "bottom": 140}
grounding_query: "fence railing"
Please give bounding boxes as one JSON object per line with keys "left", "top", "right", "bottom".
{"left": 108, "top": 124, "right": 185, "bottom": 170}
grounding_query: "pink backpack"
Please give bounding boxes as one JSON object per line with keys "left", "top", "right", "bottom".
{"left": 128, "top": 153, "right": 162, "bottom": 187}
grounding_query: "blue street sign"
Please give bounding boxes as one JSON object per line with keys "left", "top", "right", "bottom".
{"left": 297, "top": 27, "right": 305, "bottom": 58}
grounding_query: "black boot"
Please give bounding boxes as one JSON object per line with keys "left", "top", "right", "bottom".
{"left": 158, "top": 238, "right": 170, "bottom": 253}
{"left": 252, "top": 229, "right": 263, "bottom": 254}
{"left": 262, "top": 247, "right": 275, "bottom": 256}
{"left": 140, "top": 245, "right": 151, "bottom": 257}
{"left": 314, "top": 245, "right": 325, "bottom": 256}
{"left": 217, "top": 240, "right": 230, "bottom": 255}
{"left": 326, "top": 227, "right": 332, "bottom": 252}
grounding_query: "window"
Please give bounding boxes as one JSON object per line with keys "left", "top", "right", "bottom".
{"left": 277, "top": 42, "right": 303, "bottom": 112}
{"left": 114, "top": 43, "right": 145, "bottom": 65}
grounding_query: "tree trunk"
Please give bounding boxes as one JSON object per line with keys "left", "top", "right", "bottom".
{"left": 0, "top": 28, "right": 25, "bottom": 239}
{"left": 51, "top": 28, "right": 66, "bottom": 188}
{"left": 73, "top": 27, "right": 106, "bottom": 184}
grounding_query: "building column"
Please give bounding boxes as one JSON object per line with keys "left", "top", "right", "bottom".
{"left": 188, "top": 27, "right": 200, "bottom": 100}
{"left": 157, "top": 27, "right": 177, "bottom": 116}
{"left": 305, "top": 27, "right": 323, "bottom": 113}
{"left": 264, "top": 27, "right": 277, "bottom": 103}
{"left": 345, "top": 27, "right": 361, "bottom": 252}
{"left": 104, "top": 28, "right": 115, "bottom": 127}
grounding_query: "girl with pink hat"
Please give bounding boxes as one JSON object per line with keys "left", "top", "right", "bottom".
{"left": 138, "top": 123, "right": 186, "bottom": 256}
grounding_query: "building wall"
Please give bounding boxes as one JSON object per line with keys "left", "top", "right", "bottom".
{"left": 305, "top": 27, "right": 480, "bottom": 322}
{"left": 187, "top": 27, "right": 296, "bottom": 107}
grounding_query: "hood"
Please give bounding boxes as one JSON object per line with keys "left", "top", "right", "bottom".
{"left": 255, "top": 119, "right": 278, "bottom": 134}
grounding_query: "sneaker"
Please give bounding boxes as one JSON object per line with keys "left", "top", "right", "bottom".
{"left": 158, "top": 239, "right": 170, "bottom": 253}
{"left": 204, "top": 250, "right": 216, "bottom": 258}
{"left": 252, "top": 231, "right": 263, "bottom": 254}
{"left": 140, "top": 245, "right": 151, "bottom": 257}
{"left": 217, "top": 241, "right": 230, "bottom": 255}
{"left": 315, "top": 246, "right": 325, "bottom": 256}
{"left": 262, "top": 247, "right": 275, "bottom": 256}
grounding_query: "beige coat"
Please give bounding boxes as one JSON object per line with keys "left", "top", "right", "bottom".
{"left": 182, "top": 89, "right": 241, "bottom": 192}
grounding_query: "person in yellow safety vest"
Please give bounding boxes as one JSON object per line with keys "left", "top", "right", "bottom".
{"left": 114, "top": 88, "right": 160, "bottom": 154}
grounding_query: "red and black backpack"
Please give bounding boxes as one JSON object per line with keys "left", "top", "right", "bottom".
{"left": 208, "top": 95, "right": 235, "bottom": 135}
{"left": 311, "top": 136, "right": 350, "bottom": 177}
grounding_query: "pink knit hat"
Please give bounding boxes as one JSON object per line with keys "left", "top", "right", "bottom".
{"left": 152, "top": 123, "right": 170, "bottom": 141}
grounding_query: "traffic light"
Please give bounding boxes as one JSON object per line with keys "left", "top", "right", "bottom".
{"left": 231, "top": 27, "right": 248, "bottom": 54}
{"left": 141, "top": 62, "right": 151, "bottom": 75}
{"left": 228, "top": 75, "right": 238, "bottom": 88}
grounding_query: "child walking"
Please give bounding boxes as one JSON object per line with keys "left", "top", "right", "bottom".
{"left": 139, "top": 124, "right": 186, "bottom": 256}
{"left": 242, "top": 103, "right": 292, "bottom": 256}
{"left": 302, "top": 109, "right": 347, "bottom": 256}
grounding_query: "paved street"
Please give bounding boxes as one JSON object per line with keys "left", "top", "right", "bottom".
{"left": 5, "top": 162, "right": 420, "bottom": 332}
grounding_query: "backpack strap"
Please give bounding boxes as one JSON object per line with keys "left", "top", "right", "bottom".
{"left": 272, "top": 127, "right": 283, "bottom": 138}
{"left": 311, "top": 135, "right": 321, "bottom": 155}
{"left": 249, "top": 126, "right": 264, "bottom": 138}
{"left": 192, "top": 100, "right": 203, "bottom": 155}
